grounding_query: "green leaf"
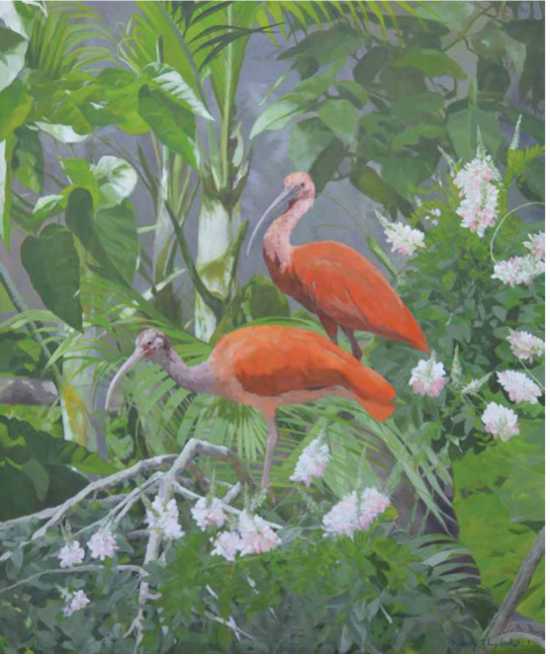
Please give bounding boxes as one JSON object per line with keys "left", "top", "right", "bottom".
{"left": 318, "top": 99, "right": 357, "bottom": 147}
{"left": 66, "top": 188, "right": 138, "bottom": 286}
{"left": 20, "top": 224, "right": 83, "bottom": 330}
{"left": 334, "top": 80, "right": 369, "bottom": 107}
{"left": 381, "top": 155, "right": 430, "bottom": 202}
{"left": 415, "top": 2, "right": 475, "bottom": 31}
{"left": 289, "top": 118, "right": 334, "bottom": 171}
{"left": 143, "top": 62, "right": 213, "bottom": 120}
{"left": 310, "top": 138, "right": 346, "bottom": 194}
{"left": 138, "top": 86, "right": 199, "bottom": 170}
{"left": 250, "top": 98, "right": 305, "bottom": 140}
{"left": 31, "top": 193, "right": 66, "bottom": 224}
{"left": 394, "top": 49, "right": 467, "bottom": 80}
{"left": 0, "top": 79, "right": 32, "bottom": 141}
{"left": 351, "top": 166, "right": 400, "bottom": 208}
{"left": 94, "top": 200, "right": 139, "bottom": 285}
{"left": 90, "top": 155, "right": 138, "bottom": 209}
{"left": 391, "top": 92, "right": 444, "bottom": 121}
{"left": 446, "top": 107, "right": 502, "bottom": 160}
{"left": 0, "top": 27, "right": 28, "bottom": 93}
{"left": 12, "top": 125, "right": 44, "bottom": 193}
{"left": 353, "top": 46, "right": 387, "bottom": 86}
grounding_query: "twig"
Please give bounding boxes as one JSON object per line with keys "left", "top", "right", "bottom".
{"left": 0, "top": 565, "right": 146, "bottom": 595}
{"left": 485, "top": 528, "right": 545, "bottom": 644}
{"left": 0, "top": 454, "right": 178, "bottom": 559}
{"left": 489, "top": 202, "right": 545, "bottom": 265}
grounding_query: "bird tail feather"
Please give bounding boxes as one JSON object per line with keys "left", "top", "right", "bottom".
{"left": 346, "top": 362, "right": 396, "bottom": 422}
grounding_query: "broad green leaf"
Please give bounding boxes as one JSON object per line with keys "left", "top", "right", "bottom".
{"left": 318, "top": 99, "right": 357, "bottom": 147}
{"left": 353, "top": 46, "right": 387, "bottom": 87}
{"left": 415, "top": 2, "right": 475, "bottom": 31}
{"left": 334, "top": 80, "right": 369, "bottom": 107}
{"left": 279, "top": 25, "right": 363, "bottom": 69}
{"left": 381, "top": 156, "right": 431, "bottom": 201}
{"left": 394, "top": 49, "right": 467, "bottom": 80}
{"left": 138, "top": 86, "right": 199, "bottom": 170}
{"left": 66, "top": 188, "right": 138, "bottom": 286}
{"left": 289, "top": 118, "right": 334, "bottom": 171}
{"left": 0, "top": 27, "right": 28, "bottom": 93}
{"left": 12, "top": 125, "right": 43, "bottom": 193}
{"left": 310, "top": 137, "right": 346, "bottom": 194}
{"left": 20, "top": 224, "right": 83, "bottom": 330}
{"left": 446, "top": 107, "right": 502, "bottom": 160}
{"left": 293, "top": 58, "right": 346, "bottom": 98}
{"left": 0, "top": 2, "right": 32, "bottom": 38}
{"left": 391, "top": 92, "right": 445, "bottom": 121}
{"left": 95, "top": 200, "right": 139, "bottom": 285}
{"left": 31, "top": 193, "right": 66, "bottom": 224}
{"left": 35, "top": 122, "right": 89, "bottom": 143}
{"left": 351, "top": 166, "right": 400, "bottom": 208}
{"left": 143, "top": 62, "right": 213, "bottom": 120}
{"left": 250, "top": 98, "right": 305, "bottom": 140}
{"left": 0, "top": 79, "right": 32, "bottom": 140}
{"left": 90, "top": 155, "right": 138, "bottom": 209}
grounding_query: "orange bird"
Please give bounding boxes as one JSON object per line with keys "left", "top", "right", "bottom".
{"left": 105, "top": 326, "right": 395, "bottom": 488}
{"left": 247, "top": 172, "right": 429, "bottom": 360}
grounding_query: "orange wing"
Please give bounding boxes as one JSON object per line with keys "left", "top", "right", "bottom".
{"left": 289, "top": 242, "right": 428, "bottom": 352}
{"left": 214, "top": 326, "right": 395, "bottom": 421}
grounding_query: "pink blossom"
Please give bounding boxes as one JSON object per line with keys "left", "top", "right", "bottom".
{"left": 497, "top": 370, "right": 542, "bottom": 405}
{"left": 87, "top": 529, "right": 117, "bottom": 561}
{"left": 384, "top": 222, "right": 425, "bottom": 256}
{"left": 191, "top": 497, "right": 227, "bottom": 531}
{"left": 453, "top": 156, "right": 500, "bottom": 237}
{"left": 211, "top": 531, "right": 243, "bottom": 561}
{"left": 238, "top": 514, "right": 281, "bottom": 555}
{"left": 482, "top": 402, "right": 519, "bottom": 441}
{"left": 322, "top": 488, "right": 391, "bottom": 538}
{"left": 145, "top": 496, "right": 184, "bottom": 540}
{"left": 492, "top": 255, "right": 545, "bottom": 287}
{"left": 58, "top": 541, "right": 85, "bottom": 569}
{"left": 506, "top": 330, "right": 545, "bottom": 363}
{"left": 523, "top": 232, "right": 545, "bottom": 260}
{"left": 62, "top": 590, "right": 90, "bottom": 617}
{"left": 290, "top": 437, "right": 330, "bottom": 487}
{"left": 409, "top": 358, "right": 446, "bottom": 397}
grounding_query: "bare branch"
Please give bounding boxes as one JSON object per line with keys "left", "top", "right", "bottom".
{"left": 0, "top": 378, "right": 58, "bottom": 405}
{"left": 485, "top": 528, "right": 545, "bottom": 645}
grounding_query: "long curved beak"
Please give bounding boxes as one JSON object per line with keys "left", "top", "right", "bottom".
{"left": 105, "top": 347, "right": 147, "bottom": 412}
{"left": 246, "top": 186, "right": 296, "bottom": 257}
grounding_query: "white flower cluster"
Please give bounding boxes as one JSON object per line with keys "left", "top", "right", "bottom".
{"left": 191, "top": 497, "right": 228, "bottom": 531}
{"left": 62, "top": 589, "right": 90, "bottom": 617}
{"left": 523, "top": 232, "right": 545, "bottom": 260}
{"left": 58, "top": 541, "right": 85, "bottom": 569}
{"left": 492, "top": 255, "right": 545, "bottom": 287}
{"left": 322, "top": 488, "right": 391, "bottom": 538}
{"left": 384, "top": 222, "right": 426, "bottom": 256}
{"left": 409, "top": 357, "right": 446, "bottom": 397}
{"left": 506, "top": 330, "right": 545, "bottom": 363}
{"left": 290, "top": 437, "right": 330, "bottom": 487}
{"left": 211, "top": 513, "right": 280, "bottom": 561}
{"left": 87, "top": 529, "right": 118, "bottom": 561}
{"left": 481, "top": 402, "right": 519, "bottom": 442}
{"left": 453, "top": 154, "right": 500, "bottom": 237}
{"left": 145, "top": 497, "right": 184, "bottom": 540}
{"left": 497, "top": 370, "right": 542, "bottom": 405}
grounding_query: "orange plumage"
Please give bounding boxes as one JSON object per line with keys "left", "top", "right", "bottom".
{"left": 257, "top": 172, "right": 429, "bottom": 359}
{"left": 211, "top": 325, "right": 396, "bottom": 422}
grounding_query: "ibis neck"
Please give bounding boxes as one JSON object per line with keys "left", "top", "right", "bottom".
{"left": 154, "top": 346, "right": 214, "bottom": 395}
{"left": 263, "top": 196, "right": 313, "bottom": 270}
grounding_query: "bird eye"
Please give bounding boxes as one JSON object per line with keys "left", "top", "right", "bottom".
{"left": 147, "top": 340, "right": 153, "bottom": 347}
{"left": 300, "top": 182, "right": 305, "bottom": 188}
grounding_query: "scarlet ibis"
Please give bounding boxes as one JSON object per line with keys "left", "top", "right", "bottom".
{"left": 105, "top": 326, "right": 395, "bottom": 488}
{"left": 247, "top": 172, "right": 429, "bottom": 360}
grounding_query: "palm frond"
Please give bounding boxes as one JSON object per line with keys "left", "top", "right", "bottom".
{"left": 26, "top": 1, "right": 113, "bottom": 77}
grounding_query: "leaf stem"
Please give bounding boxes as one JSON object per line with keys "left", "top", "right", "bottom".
{"left": 489, "top": 201, "right": 545, "bottom": 265}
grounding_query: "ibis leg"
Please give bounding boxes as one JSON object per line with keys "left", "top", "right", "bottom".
{"left": 319, "top": 313, "right": 339, "bottom": 346}
{"left": 343, "top": 327, "right": 363, "bottom": 360}
{"left": 261, "top": 414, "right": 279, "bottom": 490}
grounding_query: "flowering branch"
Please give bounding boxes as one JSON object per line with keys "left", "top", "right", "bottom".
{"left": 489, "top": 201, "right": 544, "bottom": 265}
